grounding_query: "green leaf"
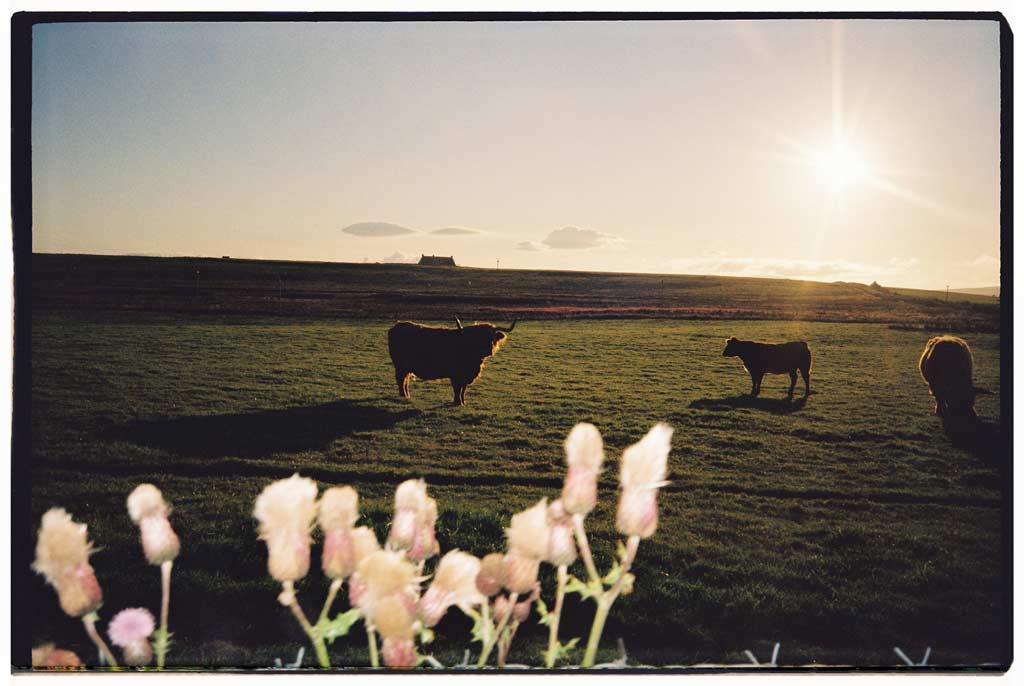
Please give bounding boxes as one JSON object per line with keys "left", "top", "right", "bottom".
{"left": 565, "top": 573, "right": 602, "bottom": 602}
{"left": 418, "top": 627, "right": 435, "bottom": 645}
{"left": 319, "top": 608, "right": 362, "bottom": 644}
{"left": 543, "top": 637, "right": 582, "bottom": 666}
{"left": 602, "top": 562, "right": 623, "bottom": 586}
{"left": 616, "top": 539, "right": 627, "bottom": 561}
{"left": 468, "top": 608, "right": 487, "bottom": 644}
{"left": 536, "top": 598, "right": 554, "bottom": 626}
{"left": 564, "top": 575, "right": 604, "bottom": 601}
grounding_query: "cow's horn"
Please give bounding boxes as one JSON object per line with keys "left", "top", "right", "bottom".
{"left": 455, "top": 316, "right": 464, "bottom": 330}
{"left": 497, "top": 319, "right": 517, "bottom": 333}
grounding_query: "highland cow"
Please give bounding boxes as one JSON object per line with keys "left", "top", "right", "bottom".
{"left": 918, "top": 335, "right": 977, "bottom": 419}
{"left": 388, "top": 318, "right": 516, "bottom": 406}
{"left": 722, "top": 337, "right": 811, "bottom": 397}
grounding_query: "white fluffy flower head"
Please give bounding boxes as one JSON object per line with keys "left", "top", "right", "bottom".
{"left": 506, "top": 499, "right": 550, "bottom": 560}
{"left": 564, "top": 422, "right": 605, "bottom": 471}
{"left": 32, "top": 508, "right": 93, "bottom": 586}
{"left": 127, "top": 484, "right": 171, "bottom": 523}
{"left": 318, "top": 486, "right": 359, "bottom": 531}
{"left": 253, "top": 473, "right": 319, "bottom": 539}
{"left": 619, "top": 423, "right": 673, "bottom": 489}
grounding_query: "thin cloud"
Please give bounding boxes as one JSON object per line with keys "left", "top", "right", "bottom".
{"left": 541, "top": 226, "right": 619, "bottom": 250}
{"left": 342, "top": 222, "right": 417, "bottom": 237}
{"left": 431, "top": 227, "right": 480, "bottom": 236}
{"left": 516, "top": 241, "right": 546, "bottom": 252}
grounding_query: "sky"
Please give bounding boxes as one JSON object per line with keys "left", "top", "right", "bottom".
{"left": 31, "top": 19, "right": 1001, "bottom": 290}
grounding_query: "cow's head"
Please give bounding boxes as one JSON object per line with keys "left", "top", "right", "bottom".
{"left": 722, "top": 337, "right": 741, "bottom": 357}
{"left": 943, "top": 388, "right": 979, "bottom": 421}
{"left": 456, "top": 318, "right": 516, "bottom": 358}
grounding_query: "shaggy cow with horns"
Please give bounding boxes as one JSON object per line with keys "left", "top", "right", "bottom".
{"left": 388, "top": 318, "right": 516, "bottom": 406}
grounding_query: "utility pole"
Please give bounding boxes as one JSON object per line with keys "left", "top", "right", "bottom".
{"left": 496, "top": 259, "right": 500, "bottom": 270}
{"left": 946, "top": 285, "right": 949, "bottom": 302}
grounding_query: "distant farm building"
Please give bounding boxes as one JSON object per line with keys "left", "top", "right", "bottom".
{"left": 419, "top": 255, "right": 457, "bottom": 267}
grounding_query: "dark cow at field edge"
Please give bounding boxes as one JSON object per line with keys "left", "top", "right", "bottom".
{"left": 388, "top": 318, "right": 516, "bottom": 406}
{"left": 918, "top": 335, "right": 978, "bottom": 420}
{"left": 722, "top": 337, "right": 811, "bottom": 397}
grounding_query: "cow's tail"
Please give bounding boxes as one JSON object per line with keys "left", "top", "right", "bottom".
{"left": 801, "top": 341, "right": 812, "bottom": 372}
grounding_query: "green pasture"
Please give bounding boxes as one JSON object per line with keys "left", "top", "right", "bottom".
{"left": 27, "top": 310, "right": 1006, "bottom": 668}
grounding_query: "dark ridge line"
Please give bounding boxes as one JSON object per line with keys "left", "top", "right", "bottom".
{"left": 35, "top": 461, "right": 1001, "bottom": 510}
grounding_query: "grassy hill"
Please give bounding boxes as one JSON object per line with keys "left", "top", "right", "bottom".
{"left": 30, "top": 253, "right": 1001, "bottom": 331}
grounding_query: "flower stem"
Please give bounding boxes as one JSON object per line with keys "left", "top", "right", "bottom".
{"left": 318, "top": 578, "right": 343, "bottom": 625}
{"left": 156, "top": 560, "right": 173, "bottom": 669}
{"left": 366, "top": 625, "right": 380, "bottom": 668}
{"left": 581, "top": 535, "right": 639, "bottom": 668}
{"left": 476, "top": 592, "right": 518, "bottom": 667}
{"left": 81, "top": 612, "right": 119, "bottom": 669}
{"left": 281, "top": 581, "right": 330, "bottom": 668}
{"left": 544, "top": 565, "right": 569, "bottom": 668}
{"left": 496, "top": 619, "right": 519, "bottom": 668}
{"left": 571, "top": 514, "right": 601, "bottom": 584}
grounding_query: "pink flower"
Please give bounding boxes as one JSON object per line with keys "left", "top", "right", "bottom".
{"left": 107, "top": 608, "right": 155, "bottom": 647}
{"left": 381, "top": 637, "right": 418, "bottom": 668}
{"left": 108, "top": 608, "right": 156, "bottom": 666}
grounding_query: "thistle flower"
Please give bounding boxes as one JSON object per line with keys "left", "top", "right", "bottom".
{"left": 388, "top": 479, "right": 428, "bottom": 551}
{"left": 355, "top": 550, "right": 418, "bottom": 620}
{"left": 475, "top": 553, "right": 506, "bottom": 597}
{"left": 503, "top": 549, "right": 541, "bottom": 594}
{"left": 408, "top": 496, "right": 440, "bottom": 563}
{"left": 545, "top": 499, "right": 578, "bottom": 567}
{"left": 107, "top": 608, "right": 155, "bottom": 666}
{"left": 491, "top": 594, "right": 511, "bottom": 624}
{"left": 351, "top": 526, "right": 381, "bottom": 563}
{"left": 419, "top": 550, "right": 483, "bottom": 626}
{"left": 127, "top": 483, "right": 180, "bottom": 565}
{"left": 32, "top": 644, "right": 84, "bottom": 669}
{"left": 32, "top": 508, "right": 103, "bottom": 618}
{"left": 381, "top": 637, "right": 418, "bottom": 669}
{"left": 503, "top": 499, "right": 550, "bottom": 593}
{"left": 318, "top": 486, "right": 360, "bottom": 580}
{"left": 374, "top": 593, "right": 416, "bottom": 641}
{"left": 506, "top": 499, "right": 550, "bottom": 560}
{"left": 318, "top": 486, "right": 359, "bottom": 531}
{"left": 253, "top": 474, "right": 319, "bottom": 583}
{"left": 513, "top": 584, "right": 540, "bottom": 623}
{"left": 616, "top": 423, "right": 673, "bottom": 538}
{"left": 562, "top": 423, "right": 605, "bottom": 515}
{"left": 127, "top": 484, "right": 170, "bottom": 522}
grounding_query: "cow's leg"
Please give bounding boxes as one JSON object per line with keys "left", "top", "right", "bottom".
{"left": 801, "top": 367, "right": 810, "bottom": 395}
{"left": 395, "top": 370, "right": 410, "bottom": 398}
{"left": 788, "top": 370, "right": 797, "bottom": 396}
{"left": 451, "top": 380, "right": 463, "bottom": 406}
{"left": 750, "top": 371, "right": 764, "bottom": 396}
{"left": 459, "top": 384, "right": 468, "bottom": 405}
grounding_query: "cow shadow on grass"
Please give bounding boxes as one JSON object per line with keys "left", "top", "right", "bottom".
{"left": 942, "top": 415, "right": 1005, "bottom": 465}
{"left": 689, "top": 394, "right": 810, "bottom": 415}
{"left": 113, "top": 400, "right": 420, "bottom": 458}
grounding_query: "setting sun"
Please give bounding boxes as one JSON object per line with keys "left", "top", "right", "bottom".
{"left": 813, "top": 135, "right": 871, "bottom": 190}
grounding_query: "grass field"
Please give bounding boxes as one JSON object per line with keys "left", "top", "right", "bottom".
{"left": 25, "top": 298, "right": 1008, "bottom": 668}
